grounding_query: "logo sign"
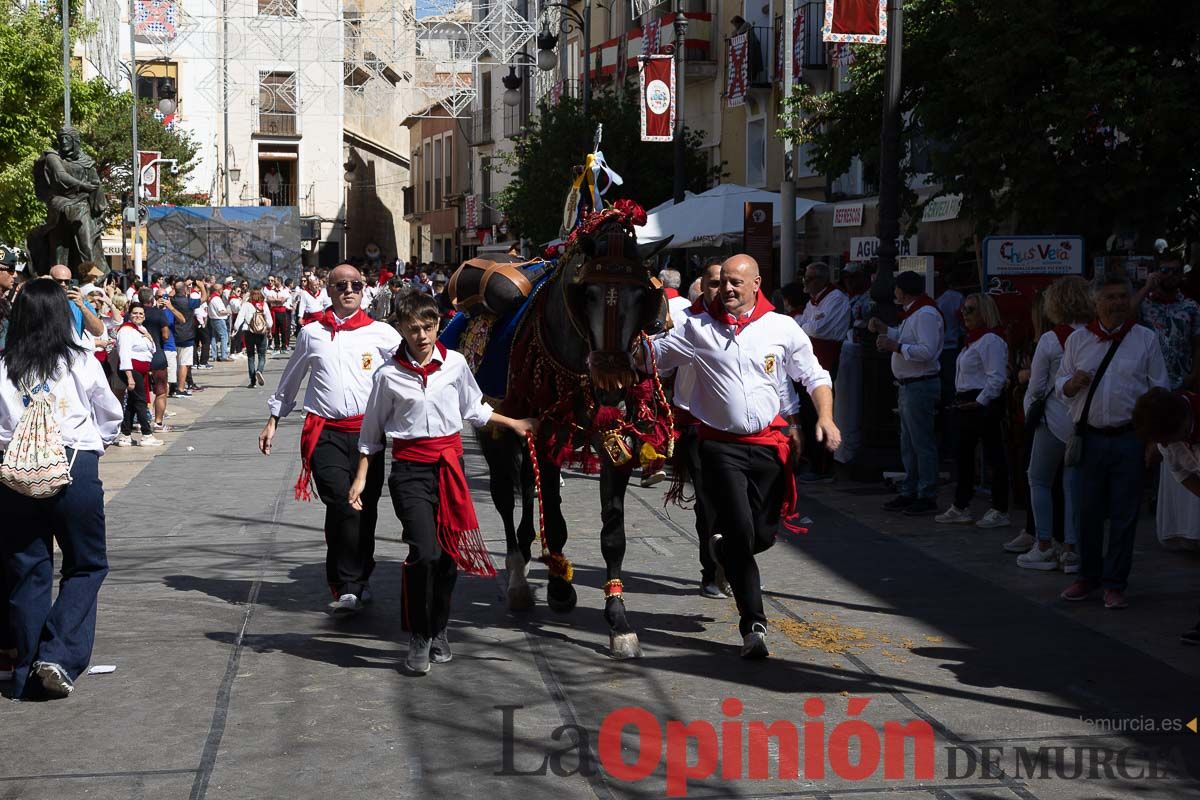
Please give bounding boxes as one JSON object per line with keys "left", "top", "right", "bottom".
{"left": 138, "top": 150, "right": 162, "bottom": 201}
{"left": 983, "top": 236, "right": 1084, "bottom": 277}
{"left": 743, "top": 202, "right": 774, "bottom": 290}
{"left": 849, "top": 235, "right": 916, "bottom": 260}
{"left": 920, "top": 194, "right": 962, "bottom": 223}
{"left": 464, "top": 194, "right": 478, "bottom": 230}
{"left": 639, "top": 55, "right": 675, "bottom": 142}
{"left": 832, "top": 202, "right": 864, "bottom": 227}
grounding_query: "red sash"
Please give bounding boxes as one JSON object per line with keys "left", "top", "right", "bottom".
{"left": 131, "top": 358, "right": 151, "bottom": 402}
{"left": 295, "top": 413, "right": 364, "bottom": 501}
{"left": 392, "top": 433, "right": 496, "bottom": 577}
{"left": 697, "top": 414, "right": 798, "bottom": 518}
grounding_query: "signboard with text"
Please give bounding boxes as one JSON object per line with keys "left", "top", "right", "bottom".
{"left": 832, "top": 202, "right": 864, "bottom": 228}
{"left": 983, "top": 236, "right": 1084, "bottom": 277}
{"left": 849, "top": 235, "right": 917, "bottom": 260}
{"left": 744, "top": 202, "right": 774, "bottom": 291}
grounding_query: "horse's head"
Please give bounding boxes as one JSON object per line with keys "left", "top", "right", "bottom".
{"left": 561, "top": 214, "right": 672, "bottom": 392}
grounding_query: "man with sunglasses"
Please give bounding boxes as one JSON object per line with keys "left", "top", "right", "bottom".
{"left": 49, "top": 264, "right": 104, "bottom": 339}
{"left": 0, "top": 247, "right": 18, "bottom": 352}
{"left": 260, "top": 264, "right": 402, "bottom": 616}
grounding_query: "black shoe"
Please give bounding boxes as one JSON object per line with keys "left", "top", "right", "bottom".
{"left": 1182, "top": 621, "right": 1200, "bottom": 646}
{"left": 903, "top": 497, "right": 939, "bottom": 516}
{"left": 247, "top": 381, "right": 257, "bottom": 388}
{"left": 883, "top": 495, "right": 915, "bottom": 511}
{"left": 430, "top": 630, "right": 452, "bottom": 663}
{"left": 405, "top": 635, "right": 431, "bottom": 675}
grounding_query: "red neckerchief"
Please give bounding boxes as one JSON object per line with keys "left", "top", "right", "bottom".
{"left": 689, "top": 295, "right": 706, "bottom": 314}
{"left": 304, "top": 288, "right": 321, "bottom": 299}
{"left": 1148, "top": 289, "right": 1182, "bottom": 305}
{"left": 317, "top": 308, "right": 373, "bottom": 339}
{"left": 664, "top": 287, "right": 680, "bottom": 299}
{"left": 808, "top": 283, "right": 835, "bottom": 308}
{"left": 209, "top": 292, "right": 221, "bottom": 302}
{"left": 707, "top": 291, "right": 775, "bottom": 335}
{"left": 251, "top": 300, "right": 265, "bottom": 311}
{"left": 900, "top": 294, "right": 939, "bottom": 321}
{"left": 394, "top": 341, "right": 446, "bottom": 387}
{"left": 118, "top": 321, "right": 143, "bottom": 333}
{"left": 965, "top": 326, "right": 1005, "bottom": 346}
{"left": 1086, "top": 319, "right": 1136, "bottom": 343}
{"left": 1053, "top": 324, "right": 1076, "bottom": 349}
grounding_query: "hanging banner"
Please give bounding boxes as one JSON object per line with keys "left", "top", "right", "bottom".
{"left": 643, "top": 18, "right": 661, "bottom": 56}
{"left": 134, "top": 0, "right": 179, "bottom": 43}
{"left": 139, "top": 150, "right": 162, "bottom": 201}
{"left": 464, "top": 194, "right": 478, "bottom": 230}
{"left": 775, "top": 4, "right": 808, "bottom": 84}
{"left": 726, "top": 33, "right": 749, "bottom": 108}
{"left": 639, "top": 55, "right": 675, "bottom": 142}
{"left": 823, "top": 0, "right": 887, "bottom": 45}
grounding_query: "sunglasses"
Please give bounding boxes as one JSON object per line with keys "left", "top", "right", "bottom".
{"left": 0, "top": 266, "right": 15, "bottom": 274}
{"left": 54, "top": 277, "right": 71, "bottom": 285}
{"left": 333, "top": 280, "right": 364, "bottom": 293}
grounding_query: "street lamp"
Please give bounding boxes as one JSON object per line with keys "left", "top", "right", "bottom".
{"left": 156, "top": 78, "right": 177, "bottom": 115}
{"left": 502, "top": 67, "right": 523, "bottom": 107}
{"left": 535, "top": 23, "right": 559, "bottom": 72}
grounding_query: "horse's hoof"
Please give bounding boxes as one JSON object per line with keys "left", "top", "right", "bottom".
{"left": 546, "top": 576, "right": 578, "bottom": 613}
{"left": 609, "top": 632, "right": 643, "bottom": 659}
{"left": 508, "top": 584, "right": 535, "bottom": 612}
{"left": 505, "top": 552, "right": 531, "bottom": 579}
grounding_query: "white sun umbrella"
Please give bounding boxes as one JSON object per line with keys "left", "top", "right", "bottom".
{"left": 637, "top": 183, "right": 821, "bottom": 248}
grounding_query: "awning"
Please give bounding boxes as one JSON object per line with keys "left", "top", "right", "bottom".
{"left": 638, "top": 183, "right": 821, "bottom": 248}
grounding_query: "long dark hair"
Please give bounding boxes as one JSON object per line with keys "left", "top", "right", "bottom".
{"left": 3, "top": 279, "right": 87, "bottom": 389}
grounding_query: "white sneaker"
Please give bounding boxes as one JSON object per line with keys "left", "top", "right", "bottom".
{"left": 975, "top": 509, "right": 1011, "bottom": 529}
{"left": 114, "top": 434, "right": 133, "bottom": 447}
{"left": 935, "top": 506, "right": 973, "bottom": 524}
{"left": 32, "top": 661, "right": 73, "bottom": 698}
{"left": 1060, "top": 550, "right": 1081, "bottom": 574}
{"left": 1003, "top": 530, "right": 1035, "bottom": 553}
{"left": 1017, "top": 542, "right": 1060, "bottom": 571}
{"left": 137, "top": 435, "right": 165, "bottom": 447}
{"left": 328, "top": 593, "right": 362, "bottom": 616}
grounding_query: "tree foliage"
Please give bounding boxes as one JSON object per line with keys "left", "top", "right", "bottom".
{"left": 0, "top": 4, "right": 199, "bottom": 245}
{"left": 495, "top": 85, "right": 724, "bottom": 245}
{"left": 783, "top": 0, "right": 1200, "bottom": 249}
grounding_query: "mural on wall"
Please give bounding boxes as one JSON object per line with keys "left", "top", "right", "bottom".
{"left": 146, "top": 206, "right": 302, "bottom": 284}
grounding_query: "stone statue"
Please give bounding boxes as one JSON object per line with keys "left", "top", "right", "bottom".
{"left": 26, "top": 127, "right": 107, "bottom": 276}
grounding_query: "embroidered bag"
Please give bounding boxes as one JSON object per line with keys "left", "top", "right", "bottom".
{"left": 0, "top": 377, "right": 78, "bottom": 498}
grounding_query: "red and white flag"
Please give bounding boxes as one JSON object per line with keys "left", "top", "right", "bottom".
{"left": 639, "top": 55, "right": 675, "bottom": 142}
{"left": 822, "top": 0, "right": 887, "bottom": 45}
{"left": 138, "top": 150, "right": 162, "bottom": 201}
{"left": 726, "top": 33, "right": 748, "bottom": 108}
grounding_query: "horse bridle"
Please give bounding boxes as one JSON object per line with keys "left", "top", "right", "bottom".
{"left": 562, "top": 254, "right": 659, "bottom": 358}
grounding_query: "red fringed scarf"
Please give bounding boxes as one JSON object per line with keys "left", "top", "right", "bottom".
{"left": 295, "top": 413, "right": 364, "bottom": 501}
{"left": 697, "top": 415, "right": 799, "bottom": 521}
{"left": 392, "top": 434, "right": 495, "bottom": 577}
{"left": 1086, "top": 319, "right": 1136, "bottom": 343}
{"left": 316, "top": 308, "right": 373, "bottom": 338}
{"left": 706, "top": 291, "right": 775, "bottom": 335}
{"left": 900, "top": 295, "right": 939, "bottom": 321}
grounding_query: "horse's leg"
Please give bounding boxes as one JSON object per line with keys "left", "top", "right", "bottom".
{"left": 600, "top": 462, "right": 641, "bottom": 658}
{"left": 540, "top": 458, "right": 577, "bottom": 613}
{"left": 477, "top": 429, "right": 532, "bottom": 610}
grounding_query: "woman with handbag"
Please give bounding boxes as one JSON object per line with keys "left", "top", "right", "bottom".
{"left": 1015, "top": 277, "right": 1093, "bottom": 571}
{"left": 233, "top": 287, "right": 273, "bottom": 388}
{"left": 0, "top": 279, "right": 122, "bottom": 698}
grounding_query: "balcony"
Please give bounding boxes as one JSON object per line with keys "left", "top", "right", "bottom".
{"left": 471, "top": 109, "right": 493, "bottom": 146}
{"left": 801, "top": 1, "right": 828, "bottom": 69}
{"left": 256, "top": 112, "right": 299, "bottom": 137}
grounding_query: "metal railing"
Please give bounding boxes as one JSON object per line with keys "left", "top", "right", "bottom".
{"left": 257, "top": 182, "right": 300, "bottom": 207}
{"left": 801, "top": 2, "right": 827, "bottom": 69}
{"left": 256, "top": 111, "right": 298, "bottom": 136}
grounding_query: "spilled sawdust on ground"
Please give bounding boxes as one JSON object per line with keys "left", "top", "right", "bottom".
{"left": 774, "top": 611, "right": 945, "bottom": 666}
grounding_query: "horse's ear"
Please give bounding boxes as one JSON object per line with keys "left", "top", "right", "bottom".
{"left": 637, "top": 236, "right": 673, "bottom": 263}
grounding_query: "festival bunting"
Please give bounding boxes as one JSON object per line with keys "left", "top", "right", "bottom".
{"left": 639, "top": 55, "right": 675, "bottom": 142}
{"left": 822, "top": 0, "right": 887, "bottom": 45}
{"left": 643, "top": 19, "right": 661, "bottom": 56}
{"left": 726, "top": 33, "right": 748, "bottom": 108}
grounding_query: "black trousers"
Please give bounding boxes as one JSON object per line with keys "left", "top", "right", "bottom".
{"left": 196, "top": 324, "right": 211, "bottom": 366}
{"left": 701, "top": 439, "right": 785, "bottom": 635}
{"left": 310, "top": 429, "right": 383, "bottom": 597}
{"left": 389, "top": 460, "right": 457, "bottom": 639}
{"left": 679, "top": 425, "right": 718, "bottom": 583}
{"left": 121, "top": 377, "right": 151, "bottom": 436}
{"left": 953, "top": 391, "right": 1009, "bottom": 512}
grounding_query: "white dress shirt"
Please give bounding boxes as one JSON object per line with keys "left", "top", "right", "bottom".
{"left": 358, "top": 346, "right": 493, "bottom": 453}
{"left": 208, "top": 295, "right": 230, "bottom": 320}
{"left": 264, "top": 288, "right": 287, "bottom": 308}
{"left": 1024, "top": 326, "right": 1083, "bottom": 443}
{"left": 116, "top": 326, "right": 156, "bottom": 371}
{"left": 1055, "top": 323, "right": 1168, "bottom": 428}
{"left": 268, "top": 318, "right": 403, "bottom": 420}
{"left": 886, "top": 303, "right": 944, "bottom": 380}
{"left": 0, "top": 353, "right": 122, "bottom": 453}
{"left": 653, "top": 308, "right": 831, "bottom": 434}
{"left": 796, "top": 286, "right": 851, "bottom": 343}
{"left": 666, "top": 295, "right": 691, "bottom": 328}
{"left": 296, "top": 289, "right": 332, "bottom": 319}
{"left": 954, "top": 331, "right": 1008, "bottom": 405}
{"left": 233, "top": 301, "right": 274, "bottom": 334}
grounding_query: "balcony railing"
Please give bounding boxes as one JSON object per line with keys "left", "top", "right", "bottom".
{"left": 471, "top": 108, "right": 493, "bottom": 146}
{"left": 801, "top": 1, "right": 828, "bottom": 69}
{"left": 256, "top": 111, "right": 298, "bottom": 136}
{"left": 256, "top": 182, "right": 301, "bottom": 207}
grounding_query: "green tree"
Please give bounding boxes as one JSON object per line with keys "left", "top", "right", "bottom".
{"left": 496, "top": 85, "right": 724, "bottom": 245}
{"left": 782, "top": 0, "right": 1200, "bottom": 249}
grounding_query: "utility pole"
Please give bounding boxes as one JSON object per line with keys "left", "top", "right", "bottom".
{"left": 62, "top": 0, "right": 72, "bottom": 126}
{"left": 581, "top": 0, "right": 591, "bottom": 122}
{"left": 873, "top": 0, "right": 904, "bottom": 304}
{"left": 128, "top": 0, "right": 143, "bottom": 279}
{"left": 222, "top": 0, "right": 231, "bottom": 205}
{"left": 671, "top": 0, "right": 687, "bottom": 203}
{"left": 779, "top": 0, "right": 797, "bottom": 285}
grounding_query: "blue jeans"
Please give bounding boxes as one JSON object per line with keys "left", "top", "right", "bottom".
{"left": 1027, "top": 423, "right": 1080, "bottom": 545}
{"left": 1078, "top": 430, "right": 1143, "bottom": 590}
{"left": 244, "top": 332, "right": 268, "bottom": 381}
{"left": 898, "top": 377, "right": 941, "bottom": 499}
{"left": 0, "top": 449, "right": 108, "bottom": 698}
{"left": 211, "top": 318, "right": 230, "bottom": 360}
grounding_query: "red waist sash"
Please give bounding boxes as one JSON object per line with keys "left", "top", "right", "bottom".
{"left": 697, "top": 415, "right": 797, "bottom": 518}
{"left": 131, "top": 358, "right": 151, "bottom": 402}
{"left": 295, "top": 412, "right": 364, "bottom": 501}
{"left": 392, "top": 433, "right": 496, "bottom": 577}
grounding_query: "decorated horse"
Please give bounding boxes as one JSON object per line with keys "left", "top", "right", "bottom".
{"left": 445, "top": 200, "right": 674, "bottom": 658}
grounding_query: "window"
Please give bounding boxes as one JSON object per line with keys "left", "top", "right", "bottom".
{"left": 443, "top": 133, "right": 453, "bottom": 198}
{"left": 434, "top": 136, "right": 443, "bottom": 209}
{"left": 258, "top": 71, "right": 298, "bottom": 135}
{"left": 136, "top": 61, "right": 179, "bottom": 107}
{"left": 746, "top": 117, "right": 766, "bottom": 187}
{"left": 423, "top": 140, "right": 431, "bottom": 211}
{"left": 258, "top": 0, "right": 298, "bottom": 16}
